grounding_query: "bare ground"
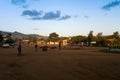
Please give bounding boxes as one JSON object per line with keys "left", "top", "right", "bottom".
{"left": 0, "top": 47, "right": 120, "bottom": 80}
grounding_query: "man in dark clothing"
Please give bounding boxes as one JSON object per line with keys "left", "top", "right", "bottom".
{"left": 17, "top": 44, "right": 22, "bottom": 56}
{"left": 35, "top": 44, "right": 38, "bottom": 52}
{"left": 59, "top": 42, "right": 61, "bottom": 50}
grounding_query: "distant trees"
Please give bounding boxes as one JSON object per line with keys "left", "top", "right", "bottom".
{"left": 87, "top": 30, "right": 94, "bottom": 46}
{"left": 6, "top": 33, "right": 12, "bottom": 39}
{"left": 96, "top": 32, "right": 106, "bottom": 47}
{"left": 60, "top": 31, "right": 120, "bottom": 48}
{"left": 110, "top": 31, "right": 120, "bottom": 48}
{"left": 0, "top": 32, "right": 3, "bottom": 46}
{"left": 5, "top": 33, "right": 15, "bottom": 44}
{"left": 97, "top": 32, "right": 102, "bottom": 37}
{"left": 0, "top": 30, "right": 119, "bottom": 48}
{"left": 71, "top": 35, "right": 86, "bottom": 44}
{"left": 29, "top": 35, "right": 38, "bottom": 43}
{"left": 48, "top": 32, "right": 59, "bottom": 42}
{"left": 5, "top": 39, "right": 15, "bottom": 44}
{"left": 113, "top": 31, "right": 119, "bottom": 39}
{"left": 0, "top": 32, "right": 16, "bottom": 46}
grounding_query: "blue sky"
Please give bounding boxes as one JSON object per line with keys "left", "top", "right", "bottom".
{"left": 0, "top": 0, "right": 120, "bottom": 36}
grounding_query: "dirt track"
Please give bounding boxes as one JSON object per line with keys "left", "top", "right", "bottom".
{"left": 0, "top": 47, "right": 120, "bottom": 80}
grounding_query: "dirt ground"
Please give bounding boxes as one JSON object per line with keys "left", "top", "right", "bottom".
{"left": 0, "top": 46, "right": 120, "bottom": 80}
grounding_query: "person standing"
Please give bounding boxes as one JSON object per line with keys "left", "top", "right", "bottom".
{"left": 17, "top": 44, "right": 22, "bottom": 56}
{"left": 35, "top": 44, "right": 38, "bottom": 52}
{"left": 59, "top": 42, "right": 61, "bottom": 50}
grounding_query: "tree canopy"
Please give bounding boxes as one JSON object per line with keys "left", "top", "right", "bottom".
{"left": 48, "top": 32, "right": 59, "bottom": 42}
{"left": 87, "top": 30, "right": 94, "bottom": 46}
{"left": 0, "top": 33, "right": 3, "bottom": 45}
{"left": 113, "top": 31, "right": 119, "bottom": 39}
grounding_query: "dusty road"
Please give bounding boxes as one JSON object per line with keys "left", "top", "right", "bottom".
{"left": 0, "top": 47, "right": 120, "bottom": 80}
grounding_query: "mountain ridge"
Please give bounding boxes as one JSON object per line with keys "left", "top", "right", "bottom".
{"left": 0, "top": 30, "right": 47, "bottom": 39}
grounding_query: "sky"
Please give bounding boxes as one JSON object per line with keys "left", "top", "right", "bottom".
{"left": 0, "top": 0, "right": 120, "bottom": 36}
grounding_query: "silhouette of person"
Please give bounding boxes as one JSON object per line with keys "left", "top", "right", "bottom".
{"left": 17, "top": 44, "right": 22, "bottom": 56}
{"left": 59, "top": 42, "right": 61, "bottom": 50}
{"left": 42, "top": 43, "right": 48, "bottom": 52}
{"left": 35, "top": 44, "right": 38, "bottom": 52}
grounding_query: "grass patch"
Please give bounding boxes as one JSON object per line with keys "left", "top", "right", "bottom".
{"left": 100, "top": 48, "right": 120, "bottom": 54}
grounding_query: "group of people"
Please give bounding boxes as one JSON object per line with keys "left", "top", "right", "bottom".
{"left": 17, "top": 42, "right": 62, "bottom": 56}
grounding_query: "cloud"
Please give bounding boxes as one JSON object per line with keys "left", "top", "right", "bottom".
{"left": 84, "top": 16, "right": 89, "bottom": 19}
{"left": 11, "top": 0, "right": 40, "bottom": 8}
{"left": 42, "top": 11, "right": 61, "bottom": 20}
{"left": 22, "top": 10, "right": 43, "bottom": 17}
{"left": 22, "top": 10, "right": 71, "bottom": 20}
{"left": 59, "top": 15, "right": 71, "bottom": 20}
{"left": 102, "top": 0, "right": 120, "bottom": 10}
{"left": 11, "top": 0, "right": 28, "bottom": 8}
{"left": 11, "top": 0, "right": 26, "bottom": 5}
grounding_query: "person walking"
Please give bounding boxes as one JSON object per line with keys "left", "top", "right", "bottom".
{"left": 35, "top": 44, "right": 38, "bottom": 52}
{"left": 59, "top": 42, "right": 61, "bottom": 50}
{"left": 17, "top": 44, "right": 22, "bottom": 56}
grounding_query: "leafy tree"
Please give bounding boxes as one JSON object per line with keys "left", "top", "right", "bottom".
{"left": 48, "top": 32, "right": 59, "bottom": 42}
{"left": 6, "top": 33, "right": 12, "bottom": 39}
{"left": 29, "top": 35, "right": 38, "bottom": 43}
{"left": 113, "top": 31, "right": 119, "bottom": 39}
{"left": 112, "top": 39, "right": 120, "bottom": 47}
{"left": 59, "top": 37, "right": 68, "bottom": 40}
{"left": 96, "top": 32, "right": 105, "bottom": 46}
{"left": 5, "top": 38, "right": 15, "bottom": 44}
{"left": 96, "top": 39, "right": 106, "bottom": 47}
{"left": 0, "top": 32, "right": 3, "bottom": 46}
{"left": 87, "top": 30, "right": 93, "bottom": 46}
{"left": 5, "top": 33, "right": 15, "bottom": 44}
{"left": 71, "top": 35, "right": 86, "bottom": 44}
{"left": 97, "top": 32, "right": 102, "bottom": 37}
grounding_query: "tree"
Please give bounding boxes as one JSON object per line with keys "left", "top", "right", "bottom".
{"left": 87, "top": 30, "right": 93, "bottom": 46}
{"left": 5, "top": 33, "right": 15, "bottom": 44}
{"left": 71, "top": 35, "right": 86, "bottom": 44}
{"left": 0, "top": 32, "right": 3, "bottom": 46}
{"left": 96, "top": 32, "right": 104, "bottom": 46}
{"left": 29, "top": 35, "right": 38, "bottom": 43}
{"left": 5, "top": 38, "right": 15, "bottom": 44}
{"left": 97, "top": 32, "right": 102, "bottom": 37}
{"left": 113, "top": 31, "right": 119, "bottom": 39}
{"left": 48, "top": 32, "right": 59, "bottom": 42}
{"left": 6, "top": 33, "right": 12, "bottom": 39}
